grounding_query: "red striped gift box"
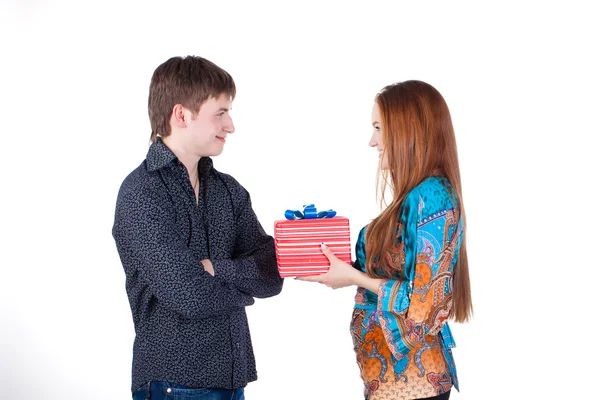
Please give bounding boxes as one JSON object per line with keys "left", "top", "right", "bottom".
{"left": 274, "top": 217, "right": 352, "bottom": 277}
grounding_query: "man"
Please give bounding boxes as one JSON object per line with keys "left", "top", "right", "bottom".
{"left": 112, "top": 56, "right": 283, "bottom": 400}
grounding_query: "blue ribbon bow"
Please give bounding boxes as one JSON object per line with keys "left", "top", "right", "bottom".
{"left": 284, "top": 204, "right": 337, "bottom": 220}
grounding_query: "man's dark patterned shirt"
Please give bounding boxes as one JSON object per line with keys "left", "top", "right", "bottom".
{"left": 112, "top": 140, "right": 283, "bottom": 393}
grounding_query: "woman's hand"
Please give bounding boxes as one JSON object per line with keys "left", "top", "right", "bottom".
{"left": 296, "top": 244, "right": 361, "bottom": 289}
{"left": 297, "top": 244, "right": 384, "bottom": 292}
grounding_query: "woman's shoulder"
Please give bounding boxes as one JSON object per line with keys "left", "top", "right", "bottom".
{"left": 406, "top": 176, "right": 457, "bottom": 219}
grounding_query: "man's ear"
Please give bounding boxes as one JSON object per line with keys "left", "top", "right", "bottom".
{"left": 171, "top": 104, "right": 187, "bottom": 128}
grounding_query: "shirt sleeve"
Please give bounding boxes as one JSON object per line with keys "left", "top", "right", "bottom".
{"left": 375, "top": 191, "right": 458, "bottom": 360}
{"left": 212, "top": 189, "right": 284, "bottom": 298}
{"left": 113, "top": 188, "right": 255, "bottom": 320}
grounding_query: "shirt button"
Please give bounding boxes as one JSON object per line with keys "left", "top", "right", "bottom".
{"left": 237, "top": 343, "right": 240, "bottom": 348}
{"left": 167, "top": 388, "right": 172, "bottom": 393}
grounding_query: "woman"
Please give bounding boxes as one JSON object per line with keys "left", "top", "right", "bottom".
{"left": 299, "top": 80, "right": 472, "bottom": 400}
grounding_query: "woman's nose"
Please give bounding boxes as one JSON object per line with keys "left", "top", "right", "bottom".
{"left": 368, "top": 130, "right": 378, "bottom": 147}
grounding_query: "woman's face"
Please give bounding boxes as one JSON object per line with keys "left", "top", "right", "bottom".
{"left": 369, "top": 102, "right": 389, "bottom": 170}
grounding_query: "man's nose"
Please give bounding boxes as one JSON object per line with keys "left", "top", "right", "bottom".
{"left": 223, "top": 114, "right": 235, "bottom": 134}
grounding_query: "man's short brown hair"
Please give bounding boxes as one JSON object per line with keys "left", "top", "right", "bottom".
{"left": 148, "top": 56, "right": 236, "bottom": 143}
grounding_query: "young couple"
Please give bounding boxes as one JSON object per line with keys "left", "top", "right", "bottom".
{"left": 112, "top": 55, "right": 472, "bottom": 400}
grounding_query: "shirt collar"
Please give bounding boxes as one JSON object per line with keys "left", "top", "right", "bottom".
{"left": 146, "top": 138, "right": 213, "bottom": 173}
{"left": 146, "top": 139, "right": 176, "bottom": 172}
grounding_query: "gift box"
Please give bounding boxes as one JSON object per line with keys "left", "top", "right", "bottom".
{"left": 274, "top": 205, "right": 352, "bottom": 277}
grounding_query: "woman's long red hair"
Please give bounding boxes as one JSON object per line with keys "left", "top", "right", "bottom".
{"left": 365, "top": 80, "right": 472, "bottom": 322}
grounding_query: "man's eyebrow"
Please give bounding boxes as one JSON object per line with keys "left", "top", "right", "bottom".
{"left": 217, "top": 107, "right": 231, "bottom": 112}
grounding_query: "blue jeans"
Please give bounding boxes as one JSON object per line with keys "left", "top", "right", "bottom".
{"left": 133, "top": 382, "right": 244, "bottom": 400}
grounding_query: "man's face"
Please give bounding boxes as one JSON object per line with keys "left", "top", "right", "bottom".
{"left": 185, "top": 93, "right": 235, "bottom": 157}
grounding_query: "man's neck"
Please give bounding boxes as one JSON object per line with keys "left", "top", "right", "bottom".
{"left": 162, "top": 136, "right": 199, "bottom": 179}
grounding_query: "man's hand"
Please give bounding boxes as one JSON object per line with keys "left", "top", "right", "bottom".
{"left": 201, "top": 259, "right": 215, "bottom": 276}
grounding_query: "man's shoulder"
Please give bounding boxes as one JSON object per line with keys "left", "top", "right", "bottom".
{"left": 116, "top": 161, "right": 165, "bottom": 206}
{"left": 210, "top": 168, "right": 247, "bottom": 197}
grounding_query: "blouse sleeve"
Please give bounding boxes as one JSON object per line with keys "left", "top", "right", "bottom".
{"left": 375, "top": 189, "right": 460, "bottom": 360}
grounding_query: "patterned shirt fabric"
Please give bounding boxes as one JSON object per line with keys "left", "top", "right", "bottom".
{"left": 351, "top": 176, "right": 463, "bottom": 400}
{"left": 112, "top": 139, "right": 283, "bottom": 393}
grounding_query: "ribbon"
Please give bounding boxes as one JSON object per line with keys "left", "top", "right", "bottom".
{"left": 284, "top": 204, "right": 337, "bottom": 220}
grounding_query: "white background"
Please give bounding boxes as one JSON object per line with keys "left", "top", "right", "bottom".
{"left": 1, "top": 1, "right": 598, "bottom": 399}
